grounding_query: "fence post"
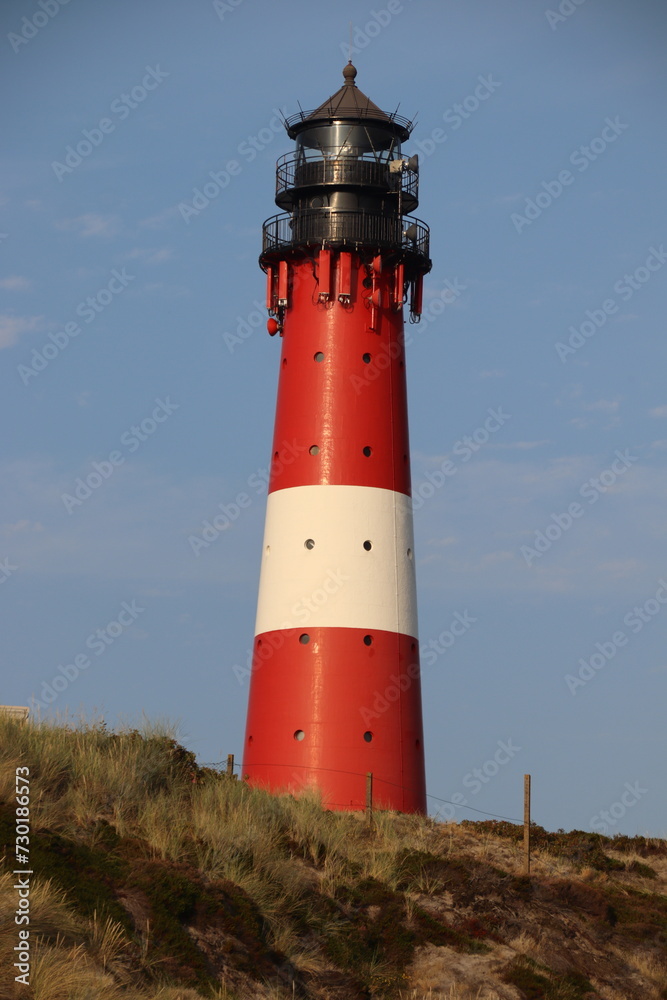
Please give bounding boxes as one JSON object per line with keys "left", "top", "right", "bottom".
{"left": 524, "top": 773, "right": 531, "bottom": 875}
{"left": 366, "top": 772, "right": 373, "bottom": 826}
{"left": 226, "top": 753, "right": 234, "bottom": 778}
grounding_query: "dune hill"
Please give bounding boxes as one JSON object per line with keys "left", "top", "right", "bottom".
{"left": 0, "top": 718, "right": 665, "bottom": 1000}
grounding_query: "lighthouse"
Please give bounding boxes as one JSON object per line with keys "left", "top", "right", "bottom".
{"left": 242, "top": 64, "right": 431, "bottom": 813}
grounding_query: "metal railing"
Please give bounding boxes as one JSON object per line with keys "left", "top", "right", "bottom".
{"left": 261, "top": 209, "right": 430, "bottom": 263}
{"left": 275, "top": 149, "right": 418, "bottom": 208}
{"left": 285, "top": 107, "right": 413, "bottom": 134}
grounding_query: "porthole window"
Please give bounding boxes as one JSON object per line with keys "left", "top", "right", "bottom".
{"left": 363, "top": 635, "right": 373, "bottom": 646}
{"left": 309, "top": 445, "right": 319, "bottom": 456}
{"left": 294, "top": 730, "right": 305, "bottom": 741}
{"left": 362, "top": 446, "right": 372, "bottom": 457}
{"left": 314, "top": 351, "right": 325, "bottom": 362}
{"left": 407, "top": 548, "right": 413, "bottom": 560}
{"left": 304, "top": 538, "right": 315, "bottom": 550}
{"left": 299, "top": 633, "right": 310, "bottom": 644}
{"left": 363, "top": 540, "right": 372, "bottom": 551}
{"left": 363, "top": 731, "right": 373, "bottom": 743}
{"left": 274, "top": 450, "right": 279, "bottom": 459}
{"left": 282, "top": 358, "right": 287, "bottom": 367}
{"left": 265, "top": 545, "right": 270, "bottom": 555}
{"left": 362, "top": 353, "right": 371, "bottom": 364}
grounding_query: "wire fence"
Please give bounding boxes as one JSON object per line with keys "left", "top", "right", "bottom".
{"left": 196, "top": 757, "right": 603, "bottom": 880}
{"left": 198, "top": 757, "right": 524, "bottom": 825}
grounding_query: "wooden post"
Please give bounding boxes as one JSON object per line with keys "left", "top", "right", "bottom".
{"left": 226, "top": 754, "right": 234, "bottom": 778}
{"left": 366, "top": 772, "right": 373, "bottom": 826}
{"left": 523, "top": 774, "right": 531, "bottom": 876}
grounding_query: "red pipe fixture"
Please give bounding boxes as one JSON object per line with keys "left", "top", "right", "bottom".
{"left": 265, "top": 265, "right": 274, "bottom": 311}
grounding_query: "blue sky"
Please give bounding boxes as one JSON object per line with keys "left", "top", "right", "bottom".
{"left": 2, "top": 0, "right": 666, "bottom": 836}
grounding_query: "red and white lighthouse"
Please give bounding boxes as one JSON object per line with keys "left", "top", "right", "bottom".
{"left": 242, "top": 64, "right": 431, "bottom": 813}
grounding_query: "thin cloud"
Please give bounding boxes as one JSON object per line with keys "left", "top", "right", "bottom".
{"left": 583, "top": 398, "right": 620, "bottom": 413}
{"left": 139, "top": 206, "right": 181, "bottom": 230}
{"left": 493, "top": 440, "right": 550, "bottom": 450}
{"left": 56, "top": 214, "right": 122, "bottom": 238}
{"left": 0, "top": 276, "right": 30, "bottom": 290}
{"left": 0, "top": 314, "right": 42, "bottom": 349}
{"left": 124, "top": 247, "right": 174, "bottom": 264}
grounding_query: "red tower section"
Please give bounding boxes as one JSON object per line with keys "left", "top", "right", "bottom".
{"left": 243, "top": 64, "right": 431, "bottom": 812}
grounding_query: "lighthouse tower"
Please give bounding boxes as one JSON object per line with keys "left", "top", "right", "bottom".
{"left": 242, "top": 64, "right": 431, "bottom": 813}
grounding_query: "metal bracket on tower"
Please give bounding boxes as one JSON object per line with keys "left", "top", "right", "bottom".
{"left": 338, "top": 252, "right": 352, "bottom": 304}
{"left": 318, "top": 249, "right": 331, "bottom": 302}
{"left": 369, "top": 256, "right": 383, "bottom": 330}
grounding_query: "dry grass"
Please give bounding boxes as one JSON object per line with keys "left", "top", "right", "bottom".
{"left": 2, "top": 715, "right": 666, "bottom": 1000}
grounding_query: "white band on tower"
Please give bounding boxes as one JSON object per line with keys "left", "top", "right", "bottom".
{"left": 255, "top": 484, "right": 418, "bottom": 636}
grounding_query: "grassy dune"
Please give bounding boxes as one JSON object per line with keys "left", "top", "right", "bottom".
{"left": 1, "top": 716, "right": 666, "bottom": 999}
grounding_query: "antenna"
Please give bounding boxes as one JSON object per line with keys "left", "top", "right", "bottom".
{"left": 348, "top": 21, "right": 352, "bottom": 63}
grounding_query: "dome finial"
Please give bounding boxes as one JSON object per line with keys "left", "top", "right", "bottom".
{"left": 342, "top": 62, "right": 357, "bottom": 85}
